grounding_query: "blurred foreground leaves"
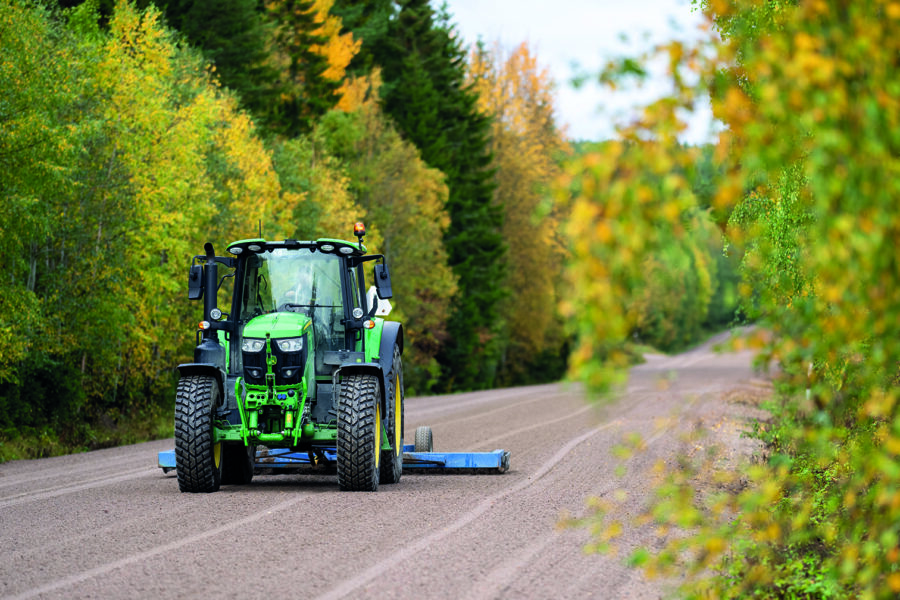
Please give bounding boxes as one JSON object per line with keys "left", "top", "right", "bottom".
{"left": 562, "top": 0, "right": 900, "bottom": 597}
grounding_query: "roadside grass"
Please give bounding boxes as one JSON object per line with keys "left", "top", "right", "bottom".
{"left": 0, "top": 402, "right": 173, "bottom": 463}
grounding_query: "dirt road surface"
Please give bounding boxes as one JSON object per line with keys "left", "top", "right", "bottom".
{"left": 0, "top": 331, "right": 769, "bottom": 600}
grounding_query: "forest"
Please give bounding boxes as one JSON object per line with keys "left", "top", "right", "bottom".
{"left": 0, "top": 0, "right": 736, "bottom": 458}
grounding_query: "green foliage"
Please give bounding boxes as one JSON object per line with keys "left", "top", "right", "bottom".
{"left": 566, "top": 0, "right": 900, "bottom": 597}
{"left": 317, "top": 96, "right": 457, "bottom": 395}
{"left": 262, "top": 0, "right": 339, "bottom": 136}
{"left": 356, "top": 0, "right": 507, "bottom": 391}
{"left": 557, "top": 133, "right": 733, "bottom": 390}
{"left": 0, "top": 0, "right": 301, "bottom": 456}
{"left": 152, "top": 0, "right": 274, "bottom": 114}
{"left": 330, "top": 0, "right": 393, "bottom": 74}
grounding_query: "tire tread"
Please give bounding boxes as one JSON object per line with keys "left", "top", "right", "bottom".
{"left": 336, "top": 374, "right": 380, "bottom": 491}
{"left": 174, "top": 375, "right": 221, "bottom": 493}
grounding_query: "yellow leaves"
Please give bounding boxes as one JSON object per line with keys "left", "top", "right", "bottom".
{"left": 464, "top": 39, "right": 570, "bottom": 365}
{"left": 863, "top": 388, "right": 897, "bottom": 419}
{"left": 335, "top": 73, "right": 373, "bottom": 112}
{"left": 885, "top": 435, "right": 900, "bottom": 457}
{"left": 704, "top": 536, "right": 726, "bottom": 556}
{"left": 308, "top": 0, "right": 360, "bottom": 84}
{"left": 717, "top": 87, "right": 753, "bottom": 130}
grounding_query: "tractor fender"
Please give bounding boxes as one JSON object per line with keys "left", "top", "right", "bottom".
{"left": 377, "top": 322, "right": 403, "bottom": 412}
{"left": 334, "top": 324, "right": 402, "bottom": 415}
{"left": 378, "top": 321, "right": 403, "bottom": 361}
{"left": 176, "top": 363, "right": 227, "bottom": 405}
{"left": 336, "top": 362, "right": 386, "bottom": 413}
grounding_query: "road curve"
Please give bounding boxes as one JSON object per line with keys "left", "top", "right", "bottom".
{"left": 0, "top": 332, "right": 767, "bottom": 600}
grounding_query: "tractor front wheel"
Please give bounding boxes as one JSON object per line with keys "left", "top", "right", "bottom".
{"left": 336, "top": 373, "right": 381, "bottom": 491}
{"left": 174, "top": 375, "right": 223, "bottom": 493}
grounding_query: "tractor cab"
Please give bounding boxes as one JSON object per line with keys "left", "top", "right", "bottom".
{"left": 174, "top": 224, "right": 405, "bottom": 492}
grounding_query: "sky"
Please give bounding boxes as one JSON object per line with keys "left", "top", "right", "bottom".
{"left": 438, "top": 0, "right": 715, "bottom": 142}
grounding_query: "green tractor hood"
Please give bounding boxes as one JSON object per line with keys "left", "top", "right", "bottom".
{"left": 243, "top": 312, "right": 312, "bottom": 339}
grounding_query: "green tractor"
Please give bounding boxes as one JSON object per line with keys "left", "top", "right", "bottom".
{"left": 174, "top": 223, "right": 403, "bottom": 492}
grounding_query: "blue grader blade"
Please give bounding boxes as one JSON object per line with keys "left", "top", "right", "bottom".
{"left": 157, "top": 445, "right": 510, "bottom": 475}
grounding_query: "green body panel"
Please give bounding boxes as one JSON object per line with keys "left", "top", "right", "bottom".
{"left": 216, "top": 312, "right": 318, "bottom": 447}
{"left": 363, "top": 318, "right": 385, "bottom": 363}
{"left": 242, "top": 312, "right": 312, "bottom": 340}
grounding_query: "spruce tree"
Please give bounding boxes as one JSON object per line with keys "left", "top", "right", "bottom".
{"left": 330, "top": 0, "right": 393, "bottom": 75}
{"left": 344, "top": 0, "right": 506, "bottom": 390}
{"left": 151, "top": 0, "right": 275, "bottom": 112}
{"left": 264, "top": 0, "right": 341, "bottom": 136}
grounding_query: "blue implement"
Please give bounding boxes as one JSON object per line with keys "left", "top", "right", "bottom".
{"left": 158, "top": 445, "right": 510, "bottom": 474}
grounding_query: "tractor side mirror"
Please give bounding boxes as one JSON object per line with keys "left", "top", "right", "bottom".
{"left": 374, "top": 263, "right": 392, "bottom": 299}
{"left": 188, "top": 264, "right": 204, "bottom": 300}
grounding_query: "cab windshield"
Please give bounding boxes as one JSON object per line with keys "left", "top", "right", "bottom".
{"left": 240, "top": 248, "right": 346, "bottom": 360}
{"left": 240, "top": 248, "right": 342, "bottom": 318}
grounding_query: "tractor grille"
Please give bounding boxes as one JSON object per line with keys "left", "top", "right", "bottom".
{"left": 242, "top": 342, "right": 307, "bottom": 387}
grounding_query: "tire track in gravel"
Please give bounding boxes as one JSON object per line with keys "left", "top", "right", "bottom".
{"left": 0, "top": 467, "right": 153, "bottom": 509}
{"left": 314, "top": 418, "right": 621, "bottom": 600}
{"left": 0, "top": 457, "right": 149, "bottom": 490}
{"left": 472, "top": 403, "right": 596, "bottom": 450}
{"left": 458, "top": 391, "right": 708, "bottom": 600}
{"left": 3, "top": 495, "right": 308, "bottom": 600}
{"left": 405, "top": 384, "right": 557, "bottom": 421}
{"left": 428, "top": 389, "right": 588, "bottom": 437}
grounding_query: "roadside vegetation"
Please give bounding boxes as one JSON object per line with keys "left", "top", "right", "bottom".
{"left": 0, "top": 0, "right": 737, "bottom": 461}
{"left": 563, "top": 1, "right": 900, "bottom": 597}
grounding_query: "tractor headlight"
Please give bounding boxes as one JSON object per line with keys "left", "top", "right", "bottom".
{"left": 241, "top": 338, "right": 265, "bottom": 353}
{"left": 276, "top": 337, "right": 304, "bottom": 353}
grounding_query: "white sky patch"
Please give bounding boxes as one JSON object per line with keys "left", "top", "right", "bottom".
{"left": 437, "top": 0, "right": 717, "bottom": 143}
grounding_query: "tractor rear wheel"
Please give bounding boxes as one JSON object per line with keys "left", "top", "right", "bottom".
{"left": 174, "top": 375, "right": 223, "bottom": 493}
{"left": 222, "top": 444, "right": 255, "bottom": 485}
{"left": 336, "top": 373, "right": 381, "bottom": 491}
{"left": 380, "top": 345, "right": 404, "bottom": 485}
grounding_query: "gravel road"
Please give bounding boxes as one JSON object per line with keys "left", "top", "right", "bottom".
{"left": 0, "top": 331, "right": 769, "bottom": 600}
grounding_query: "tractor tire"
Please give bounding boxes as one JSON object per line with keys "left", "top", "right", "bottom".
{"left": 174, "top": 375, "right": 223, "bottom": 493}
{"left": 336, "top": 373, "right": 381, "bottom": 491}
{"left": 222, "top": 444, "right": 255, "bottom": 485}
{"left": 414, "top": 426, "right": 433, "bottom": 453}
{"left": 380, "top": 345, "right": 404, "bottom": 485}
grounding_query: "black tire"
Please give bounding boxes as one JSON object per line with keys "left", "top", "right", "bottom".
{"left": 380, "top": 346, "right": 404, "bottom": 485}
{"left": 222, "top": 444, "right": 255, "bottom": 485}
{"left": 336, "top": 373, "right": 381, "bottom": 491}
{"left": 414, "top": 426, "right": 433, "bottom": 453}
{"left": 174, "top": 375, "right": 223, "bottom": 493}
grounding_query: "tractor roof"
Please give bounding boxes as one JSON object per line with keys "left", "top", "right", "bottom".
{"left": 226, "top": 238, "right": 367, "bottom": 257}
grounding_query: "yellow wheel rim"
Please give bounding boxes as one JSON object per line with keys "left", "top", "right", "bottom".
{"left": 213, "top": 442, "right": 222, "bottom": 469}
{"left": 394, "top": 374, "right": 402, "bottom": 456}
{"left": 374, "top": 402, "right": 381, "bottom": 469}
